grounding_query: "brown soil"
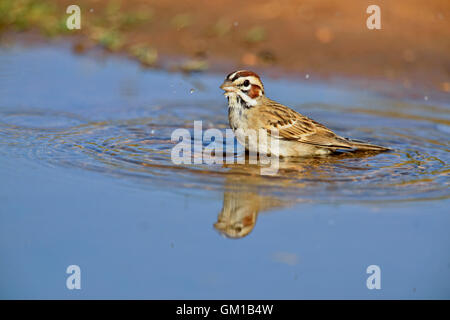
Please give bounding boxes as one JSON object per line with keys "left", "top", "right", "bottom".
{"left": 5, "top": 0, "right": 450, "bottom": 96}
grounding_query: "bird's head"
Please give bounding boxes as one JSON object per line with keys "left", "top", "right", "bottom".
{"left": 220, "top": 70, "right": 265, "bottom": 106}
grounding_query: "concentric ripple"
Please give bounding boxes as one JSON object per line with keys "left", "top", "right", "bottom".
{"left": 0, "top": 104, "right": 448, "bottom": 203}
{"left": 0, "top": 45, "right": 448, "bottom": 203}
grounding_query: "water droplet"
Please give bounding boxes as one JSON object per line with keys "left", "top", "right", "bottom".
{"left": 190, "top": 88, "right": 195, "bottom": 94}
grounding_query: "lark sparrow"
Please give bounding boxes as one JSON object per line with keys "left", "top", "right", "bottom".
{"left": 220, "top": 70, "right": 389, "bottom": 157}
{"left": 214, "top": 174, "right": 284, "bottom": 239}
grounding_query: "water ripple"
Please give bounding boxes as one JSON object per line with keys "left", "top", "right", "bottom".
{"left": 0, "top": 106, "right": 448, "bottom": 203}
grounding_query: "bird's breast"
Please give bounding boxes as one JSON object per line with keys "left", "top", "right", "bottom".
{"left": 227, "top": 95, "right": 248, "bottom": 131}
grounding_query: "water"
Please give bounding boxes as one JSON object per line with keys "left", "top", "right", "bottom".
{"left": 0, "top": 43, "right": 449, "bottom": 298}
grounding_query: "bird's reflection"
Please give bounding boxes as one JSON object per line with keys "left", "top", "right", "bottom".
{"left": 214, "top": 183, "right": 284, "bottom": 238}
{"left": 214, "top": 151, "right": 383, "bottom": 239}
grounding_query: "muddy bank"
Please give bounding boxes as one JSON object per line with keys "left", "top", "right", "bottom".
{"left": 1, "top": 0, "right": 449, "bottom": 97}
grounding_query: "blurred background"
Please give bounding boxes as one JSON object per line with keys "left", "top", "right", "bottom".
{"left": 0, "top": 0, "right": 449, "bottom": 95}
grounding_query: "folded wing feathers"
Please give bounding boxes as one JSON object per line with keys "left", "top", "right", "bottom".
{"left": 261, "top": 100, "right": 354, "bottom": 149}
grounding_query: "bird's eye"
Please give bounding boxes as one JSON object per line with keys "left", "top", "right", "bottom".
{"left": 243, "top": 80, "right": 250, "bottom": 87}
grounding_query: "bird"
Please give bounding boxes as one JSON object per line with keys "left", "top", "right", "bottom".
{"left": 214, "top": 173, "right": 285, "bottom": 239}
{"left": 220, "top": 70, "right": 390, "bottom": 157}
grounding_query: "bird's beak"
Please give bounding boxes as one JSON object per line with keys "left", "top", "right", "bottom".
{"left": 220, "top": 80, "right": 236, "bottom": 93}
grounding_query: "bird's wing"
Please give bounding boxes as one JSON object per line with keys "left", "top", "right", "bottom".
{"left": 253, "top": 99, "right": 353, "bottom": 149}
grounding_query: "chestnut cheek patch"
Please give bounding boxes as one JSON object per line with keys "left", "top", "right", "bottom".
{"left": 248, "top": 85, "right": 262, "bottom": 99}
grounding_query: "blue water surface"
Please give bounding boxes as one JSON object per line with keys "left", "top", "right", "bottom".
{"left": 0, "top": 43, "right": 449, "bottom": 299}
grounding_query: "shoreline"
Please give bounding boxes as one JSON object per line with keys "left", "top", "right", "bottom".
{"left": 0, "top": 0, "right": 448, "bottom": 103}
{"left": 2, "top": 31, "right": 448, "bottom": 105}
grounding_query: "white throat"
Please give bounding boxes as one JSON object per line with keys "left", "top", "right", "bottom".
{"left": 225, "top": 91, "right": 257, "bottom": 107}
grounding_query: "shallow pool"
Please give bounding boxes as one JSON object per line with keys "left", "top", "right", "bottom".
{"left": 0, "top": 43, "right": 448, "bottom": 298}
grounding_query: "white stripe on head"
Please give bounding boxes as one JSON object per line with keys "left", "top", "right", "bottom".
{"left": 227, "top": 71, "right": 241, "bottom": 81}
{"left": 235, "top": 76, "right": 262, "bottom": 87}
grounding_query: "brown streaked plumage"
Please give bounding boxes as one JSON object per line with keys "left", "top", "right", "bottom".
{"left": 220, "top": 70, "right": 390, "bottom": 157}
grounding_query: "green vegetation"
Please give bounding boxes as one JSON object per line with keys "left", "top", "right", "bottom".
{"left": 171, "top": 13, "right": 193, "bottom": 30}
{"left": 99, "top": 0, "right": 153, "bottom": 30}
{"left": 180, "top": 59, "right": 209, "bottom": 73}
{"left": 0, "top": 0, "right": 153, "bottom": 40}
{"left": 0, "top": 0, "right": 213, "bottom": 70}
{"left": 245, "top": 26, "right": 266, "bottom": 44}
{"left": 129, "top": 44, "right": 158, "bottom": 66}
{"left": 0, "top": 0, "right": 67, "bottom": 35}
{"left": 209, "top": 19, "right": 232, "bottom": 37}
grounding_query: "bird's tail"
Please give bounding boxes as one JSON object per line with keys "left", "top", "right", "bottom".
{"left": 345, "top": 138, "right": 391, "bottom": 152}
